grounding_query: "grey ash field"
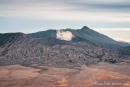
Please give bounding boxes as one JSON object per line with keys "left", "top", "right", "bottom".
{"left": 0, "top": 26, "right": 130, "bottom": 87}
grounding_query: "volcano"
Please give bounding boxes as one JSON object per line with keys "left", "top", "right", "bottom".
{"left": 0, "top": 26, "right": 129, "bottom": 67}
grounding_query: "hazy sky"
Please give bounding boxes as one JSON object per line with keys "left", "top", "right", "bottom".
{"left": 0, "top": 0, "right": 130, "bottom": 42}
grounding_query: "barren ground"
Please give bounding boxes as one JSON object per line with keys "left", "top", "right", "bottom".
{"left": 0, "top": 62, "right": 130, "bottom": 87}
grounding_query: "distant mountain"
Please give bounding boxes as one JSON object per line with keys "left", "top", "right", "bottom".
{"left": 0, "top": 33, "right": 123, "bottom": 67}
{"left": 0, "top": 26, "right": 129, "bottom": 67}
{"left": 28, "top": 26, "right": 130, "bottom": 46}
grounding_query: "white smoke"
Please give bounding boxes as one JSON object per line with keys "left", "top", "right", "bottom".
{"left": 114, "top": 38, "right": 130, "bottom": 43}
{"left": 56, "top": 30, "right": 74, "bottom": 41}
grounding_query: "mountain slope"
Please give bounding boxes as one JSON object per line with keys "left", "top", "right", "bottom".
{"left": 66, "top": 26, "right": 118, "bottom": 44}
{"left": 0, "top": 33, "right": 29, "bottom": 46}
{"left": 120, "top": 46, "right": 130, "bottom": 56}
{"left": 0, "top": 33, "right": 122, "bottom": 67}
{"left": 0, "top": 33, "right": 30, "bottom": 56}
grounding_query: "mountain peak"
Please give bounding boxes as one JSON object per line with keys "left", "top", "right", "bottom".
{"left": 81, "top": 26, "right": 89, "bottom": 30}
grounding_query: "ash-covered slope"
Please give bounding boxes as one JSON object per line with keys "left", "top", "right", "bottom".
{"left": 0, "top": 32, "right": 124, "bottom": 67}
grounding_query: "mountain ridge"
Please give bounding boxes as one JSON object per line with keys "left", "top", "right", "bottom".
{"left": 0, "top": 32, "right": 29, "bottom": 46}
{"left": 28, "top": 26, "right": 130, "bottom": 46}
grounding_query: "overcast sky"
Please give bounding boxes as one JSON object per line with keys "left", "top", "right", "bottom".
{"left": 0, "top": 0, "right": 130, "bottom": 42}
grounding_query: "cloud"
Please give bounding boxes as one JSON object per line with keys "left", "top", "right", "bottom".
{"left": 0, "top": 0, "right": 130, "bottom": 33}
{"left": 114, "top": 38, "right": 130, "bottom": 43}
{"left": 0, "top": 0, "right": 130, "bottom": 22}
{"left": 56, "top": 30, "right": 74, "bottom": 41}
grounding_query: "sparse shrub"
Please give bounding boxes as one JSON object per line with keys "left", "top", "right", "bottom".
{"left": 69, "top": 60, "right": 72, "bottom": 63}
{"left": 99, "top": 58, "right": 102, "bottom": 61}
{"left": 37, "top": 68, "right": 48, "bottom": 73}
{"left": 97, "top": 55, "right": 103, "bottom": 58}
{"left": 104, "top": 59, "right": 108, "bottom": 62}
{"left": 109, "top": 59, "right": 116, "bottom": 63}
